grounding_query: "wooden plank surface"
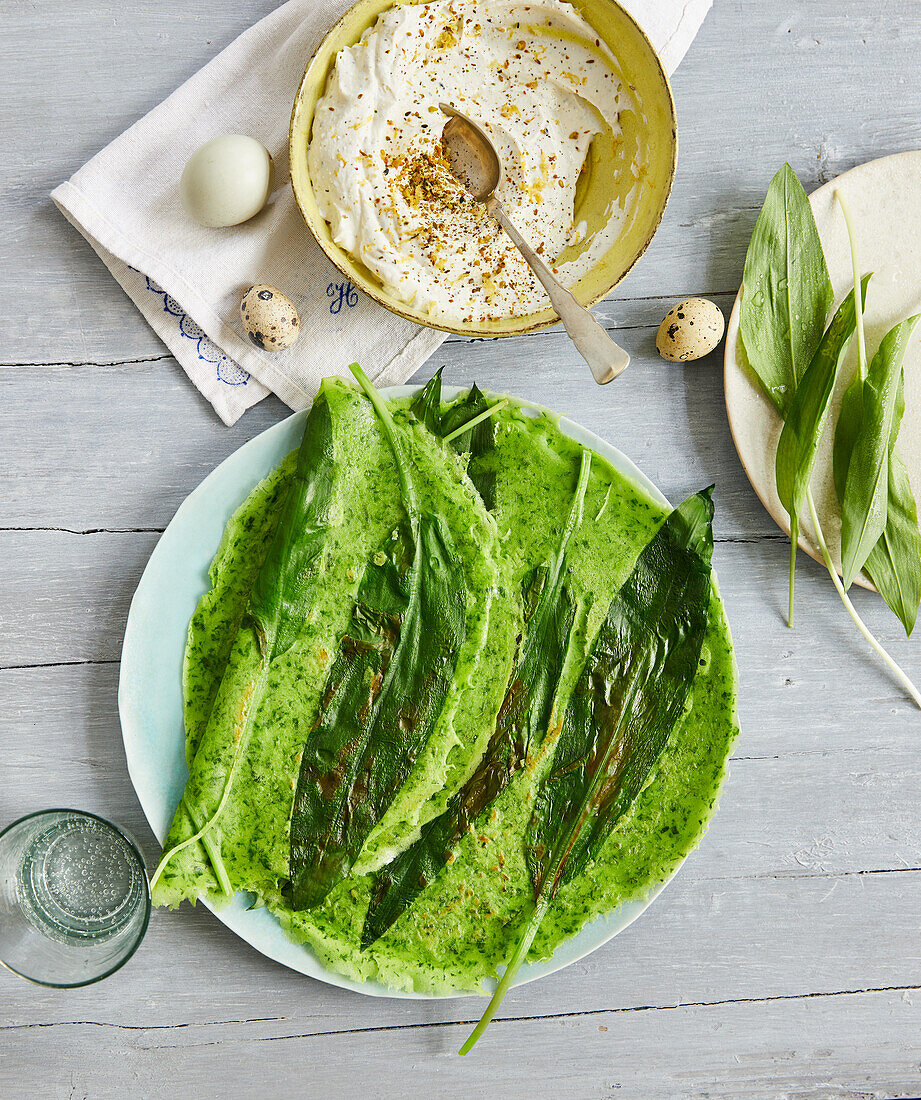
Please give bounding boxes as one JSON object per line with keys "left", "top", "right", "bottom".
{"left": 2, "top": 0, "right": 921, "bottom": 1097}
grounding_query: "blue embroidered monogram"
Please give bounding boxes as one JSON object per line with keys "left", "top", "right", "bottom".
{"left": 326, "top": 281, "right": 359, "bottom": 315}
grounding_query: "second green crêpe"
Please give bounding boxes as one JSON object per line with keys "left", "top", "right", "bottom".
{"left": 153, "top": 379, "right": 738, "bottom": 994}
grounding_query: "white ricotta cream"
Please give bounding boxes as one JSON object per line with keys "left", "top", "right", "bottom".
{"left": 309, "top": 0, "right": 633, "bottom": 326}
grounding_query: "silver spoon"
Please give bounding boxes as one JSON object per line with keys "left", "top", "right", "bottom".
{"left": 439, "top": 103, "right": 629, "bottom": 386}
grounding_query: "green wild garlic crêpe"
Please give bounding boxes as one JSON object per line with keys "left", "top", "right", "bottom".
{"left": 153, "top": 377, "right": 738, "bottom": 994}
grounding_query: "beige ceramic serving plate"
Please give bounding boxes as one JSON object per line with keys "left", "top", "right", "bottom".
{"left": 724, "top": 151, "right": 921, "bottom": 584}
{"left": 288, "top": 0, "right": 677, "bottom": 337}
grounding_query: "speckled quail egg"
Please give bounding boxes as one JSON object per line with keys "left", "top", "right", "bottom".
{"left": 180, "top": 135, "right": 274, "bottom": 227}
{"left": 240, "top": 284, "right": 300, "bottom": 351}
{"left": 656, "top": 298, "right": 725, "bottom": 362}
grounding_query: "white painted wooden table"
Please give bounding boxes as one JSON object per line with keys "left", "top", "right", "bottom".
{"left": 2, "top": 2, "right": 921, "bottom": 1096}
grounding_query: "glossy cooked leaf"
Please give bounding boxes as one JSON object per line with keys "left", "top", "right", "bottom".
{"left": 775, "top": 276, "right": 870, "bottom": 622}
{"left": 739, "top": 163, "right": 834, "bottom": 414}
{"left": 410, "top": 366, "right": 444, "bottom": 434}
{"left": 248, "top": 396, "right": 339, "bottom": 662}
{"left": 443, "top": 383, "right": 498, "bottom": 511}
{"left": 360, "top": 452, "right": 591, "bottom": 949}
{"left": 839, "top": 315, "right": 920, "bottom": 588}
{"left": 412, "top": 374, "right": 498, "bottom": 511}
{"left": 525, "top": 487, "right": 714, "bottom": 897}
{"left": 288, "top": 365, "right": 468, "bottom": 910}
{"left": 151, "top": 391, "right": 340, "bottom": 891}
{"left": 288, "top": 512, "right": 466, "bottom": 909}
{"left": 460, "top": 488, "right": 715, "bottom": 1054}
{"left": 360, "top": 567, "right": 574, "bottom": 947}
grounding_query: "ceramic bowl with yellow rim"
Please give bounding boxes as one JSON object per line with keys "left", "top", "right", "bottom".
{"left": 289, "top": 0, "right": 677, "bottom": 337}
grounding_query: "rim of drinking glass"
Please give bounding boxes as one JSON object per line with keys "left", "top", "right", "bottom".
{"left": 0, "top": 808, "right": 152, "bottom": 989}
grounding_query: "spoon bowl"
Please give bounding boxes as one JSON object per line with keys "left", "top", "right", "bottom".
{"left": 439, "top": 104, "right": 631, "bottom": 386}
{"left": 440, "top": 105, "right": 502, "bottom": 201}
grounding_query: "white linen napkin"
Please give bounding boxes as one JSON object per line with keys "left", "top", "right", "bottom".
{"left": 52, "top": 0, "right": 711, "bottom": 425}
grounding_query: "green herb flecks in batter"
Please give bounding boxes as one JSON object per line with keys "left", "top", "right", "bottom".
{"left": 288, "top": 365, "right": 468, "bottom": 909}
{"left": 361, "top": 450, "right": 592, "bottom": 949}
{"left": 460, "top": 488, "right": 715, "bottom": 1054}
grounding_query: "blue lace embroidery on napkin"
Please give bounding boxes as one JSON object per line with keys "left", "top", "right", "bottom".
{"left": 144, "top": 276, "right": 250, "bottom": 386}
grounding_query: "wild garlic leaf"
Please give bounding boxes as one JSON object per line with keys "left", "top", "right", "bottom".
{"left": 410, "top": 365, "right": 444, "bottom": 433}
{"left": 835, "top": 368, "right": 921, "bottom": 635}
{"left": 288, "top": 512, "right": 467, "bottom": 910}
{"left": 863, "top": 450, "right": 921, "bottom": 636}
{"left": 839, "top": 315, "right": 920, "bottom": 588}
{"left": 833, "top": 374, "right": 863, "bottom": 504}
{"left": 412, "top": 372, "right": 499, "bottom": 511}
{"left": 524, "top": 488, "right": 714, "bottom": 898}
{"left": 460, "top": 488, "right": 714, "bottom": 1054}
{"left": 247, "top": 397, "right": 340, "bottom": 662}
{"left": 152, "top": 390, "right": 340, "bottom": 893}
{"left": 775, "top": 276, "right": 870, "bottom": 623}
{"left": 441, "top": 383, "right": 499, "bottom": 510}
{"left": 288, "top": 366, "right": 468, "bottom": 910}
{"left": 739, "top": 163, "right": 833, "bottom": 414}
{"left": 360, "top": 452, "right": 591, "bottom": 949}
{"left": 360, "top": 565, "right": 574, "bottom": 948}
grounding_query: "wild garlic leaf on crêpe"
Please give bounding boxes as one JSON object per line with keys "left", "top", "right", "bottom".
{"left": 775, "top": 276, "right": 870, "bottom": 623}
{"left": 739, "top": 163, "right": 833, "bottom": 415}
{"left": 460, "top": 488, "right": 715, "bottom": 1054}
{"left": 287, "top": 365, "right": 467, "bottom": 910}
{"left": 288, "top": 512, "right": 467, "bottom": 910}
{"left": 524, "top": 488, "right": 715, "bottom": 899}
{"left": 410, "top": 365, "right": 445, "bottom": 434}
{"left": 838, "top": 315, "right": 920, "bottom": 589}
{"left": 440, "top": 383, "right": 498, "bottom": 511}
{"left": 412, "top": 369, "right": 499, "bottom": 512}
{"left": 360, "top": 451, "right": 592, "bottom": 950}
{"left": 151, "top": 389, "right": 340, "bottom": 896}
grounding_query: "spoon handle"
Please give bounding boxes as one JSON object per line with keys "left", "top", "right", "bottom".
{"left": 487, "top": 198, "right": 629, "bottom": 385}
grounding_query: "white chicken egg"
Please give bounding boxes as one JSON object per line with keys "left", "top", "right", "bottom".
{"left": 180, "top": 135, "right": 274, "bottom": 228}
{"left": 656, "top": 298, "right": 725, "bottom": 362}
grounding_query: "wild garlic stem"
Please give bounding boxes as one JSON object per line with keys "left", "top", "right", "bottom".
{"left": 459, "top": 893, "right": 550, "bottom": 1055}
{"left": 151, "top": 747, "right": 240, "bottom": 890}
{"left": 787, "top": 532, "right": 797, "bottom": 629}
{"left": 442, "top": 398, "right": 509, "bottom": 444}
{"left": 150, "top": 664, "right": 267, "bottom": 890}
{"left": 183, "top": 796, "right": 232, "bottom": 895}
{"left": 806, "top": 489, "right": 921, "bottom": 708}
{"left": 835, "top": 190, "right": 868, "bottom": 382}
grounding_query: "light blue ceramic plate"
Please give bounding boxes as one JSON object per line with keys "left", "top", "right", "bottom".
{"left": 119, "top": 385, "right": 678, "bottom": 999}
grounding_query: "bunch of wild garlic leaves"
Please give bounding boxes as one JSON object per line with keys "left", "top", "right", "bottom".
{"left": 740, "top": 163, "right": 921, "bottom": 707}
